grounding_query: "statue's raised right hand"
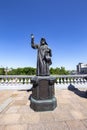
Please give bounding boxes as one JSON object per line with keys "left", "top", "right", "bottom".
{"left": 31, "top": 34, "right": 34, "bottom": 39}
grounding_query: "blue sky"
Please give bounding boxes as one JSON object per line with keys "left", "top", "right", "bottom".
{"left": 0, "top": 0, "right": 87, "bottom": 70}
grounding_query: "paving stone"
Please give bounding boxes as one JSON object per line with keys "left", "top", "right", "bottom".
{"left": 14, "top": 96, "right": 25, "bottom": 100}
{"left": 0, "top": 89, "right": 87, "bottom": 130}
{"left": 4, "top": 124, "right": 28, "bottom": 130}
{"left": 52, "top": 109, "right": 74, "bottom": 121}
{"left": 0, "top": 114, "right": 20, "bottom": 125}
{"left": 12, "top": 100, "right": 28, "bottom": 106}
{"left": 0, "top": 98, "right": 13, "bottom": 113}
{"left": 42, "top": 121, "right": 69, "bottom": 130}
{"left": 0, "top": 125, "right": 5, "bottom": 130}
{"left": 70, "top": 110, "right": 86, "bottom": 120}
{"left": 0, "top": 91, "right": 13, "bottom": 104}
{"left": 18, "top": 105, "right": 34, "bottom": 113}
{"left": 40, "top": 112, "right": 55, "bottom": 123}
{"left": 59, "top": 104, "right": 74, "bottom": 111}
{"left": 20, "top": 113, "right": 40, "bottom": 124}
{"left": 28, "top": 123, "right": 45, "bottom": 130}
{"left": 82, "top": 119, "right": 87, "bottom": 128}
{"left": 58, "top": 97, "right": 71, "bottom": 104}
{"left": 66, "top": 120, "right": 87, "bottom": 130}
{"left": 5, "top": 106, "right": 20, "bottom": 114}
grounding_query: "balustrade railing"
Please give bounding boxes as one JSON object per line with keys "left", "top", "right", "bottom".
{"left": 0, "top": 75, "right": 33, "bottom": 85}
{"left": 54, "top": 74, "right": 87, "bottom": 89}
{"left": 55, "top": 75, "right": 87, "bottom": 84}
{"left": 0, "top": 75, "right": 87, "bottom": 90}
{"left": 0, "top": 75, "right": 33, "bottom": 90}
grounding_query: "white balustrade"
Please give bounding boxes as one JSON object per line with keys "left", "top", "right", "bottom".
{"left": 0, "top": 75, "right": 33, "bottom": 90}
{"left": 0, "top": 75, "right": 87, "bottom": 90}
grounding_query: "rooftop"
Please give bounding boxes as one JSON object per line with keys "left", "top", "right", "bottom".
{"left": 0, "top": 88, "right": 87, "bottom": 130}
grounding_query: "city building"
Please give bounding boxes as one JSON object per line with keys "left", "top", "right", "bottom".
{"left": 77, "top": 63, "right": 87, "bottom": 74}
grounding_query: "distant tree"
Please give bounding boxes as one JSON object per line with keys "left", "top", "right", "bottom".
{"left": 50, "top": 67, "right": 69, "bottom": 75}
{"left": 0, "top": 68, "right": 5, "bottom": 75}
{"left": 50, "top": 67, "right": 55, "bottom": 75}
{"left": 59, "top": 67, "right": 69, "bottom": 75}
{"left": 8, "top": 66, "right": 69, "bottom": 75}
{"left": 8, "top": 67, "right": 36, "bottom": 75}
{"left": 8, "top": 68, "right": 17, "bottom": 75}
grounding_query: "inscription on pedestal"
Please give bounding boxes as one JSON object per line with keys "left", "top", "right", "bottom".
{"left": 39, "top": 79, "right": 49, "bottom": 99}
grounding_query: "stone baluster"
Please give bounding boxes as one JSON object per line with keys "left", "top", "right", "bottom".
{"left": 80, "top": 78, "right": 83, "bottom": 84}
{"left": 82, "top": 77, "right": 86, "bottom": 84}
{"left": 5, "top": 78, "right": 8, "bottom": 85}
{"left": 28, "top": 78, "right": 31, "bottom": 84}
{"left": 20, "top": 78, "right": 23, "bottom": 84}
{"left": 79, "top": 78, "right": 81, "bottom": 84}
{"left": 73, "top": 78, "right": 77, "bottom": 84}
{"left": 9, "top": 79, "right": 12, "bottom": 85}
{"left": 60, "top": 78, "right": 62, "bottom": 84}
{"left": 24, "top": 78, "right": 27, "bottom": 84}
{"left": 0, "top": 79, "right": 4, "bottom": 85}
{"left": 17, "top": 78, "right": 20, "bottom": 84}
{"left": 64, "top": 78, "right": 66, "bottom": 84}
{"left": 57, "top": 78, "right": 59, "bottom": 84}
{"left": 67, "top": 78, "right": 70, "bottom": 84}
{"left": 70, "top": 78, "right": 73, "bottom": 84}
{"left": 76, "top": 78, "right": 79, "bottom": 84}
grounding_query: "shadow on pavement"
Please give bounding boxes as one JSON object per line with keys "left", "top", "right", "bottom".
{"left": 68, "top": 84, "right": 87, "bottom": 98}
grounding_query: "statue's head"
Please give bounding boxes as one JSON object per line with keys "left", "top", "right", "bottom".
{"left": 40, "top": 38, "right": 48, "bottom": 45}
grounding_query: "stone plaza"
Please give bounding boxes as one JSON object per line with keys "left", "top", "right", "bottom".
{"left": 0, "top": 87, "right": 87, "bottom": 130}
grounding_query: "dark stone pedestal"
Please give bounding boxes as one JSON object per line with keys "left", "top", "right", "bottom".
{"left": 30, "top": 76, "right": 57, "bottom": 111}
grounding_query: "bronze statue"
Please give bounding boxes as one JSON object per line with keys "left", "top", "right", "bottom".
{"left": 30, "top": 34, "right": 57, "bottom": 111}
{"left": 31, "top": 34, "right": 52, "bottom": 76}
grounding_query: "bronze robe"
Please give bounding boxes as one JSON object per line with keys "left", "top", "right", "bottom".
{"left": 31, "top": 42, "right": 52, "bottom": 76}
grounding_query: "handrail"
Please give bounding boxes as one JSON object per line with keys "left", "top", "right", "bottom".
{"left": 0, "top": 75, "right": 34, "bottom": 78}
{"left": 0, "top": 74, "right": 87, "bottom": 78}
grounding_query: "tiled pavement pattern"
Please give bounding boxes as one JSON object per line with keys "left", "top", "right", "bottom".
{"left": 0, "top": 88, "right": 87, "bottom": 130}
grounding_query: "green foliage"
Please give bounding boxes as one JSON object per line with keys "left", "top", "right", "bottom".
{"left": 0, "top": 68, "right": 5, "bottom": 75}
{"left": 8, "top": 67, "right": 36, "bottom": 75}
{"left": 50, "top": 67, "right": 69, "bottom": 75}
{"left": 5, "top": 66, "right": 69, "bottom": 75}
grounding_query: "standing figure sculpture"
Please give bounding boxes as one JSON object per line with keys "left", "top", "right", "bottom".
{"left": 30, "top": 34, "right": 57, "bottom": 111}
{"left": 31, "top": 34, "right": 52, "bottom": 76}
